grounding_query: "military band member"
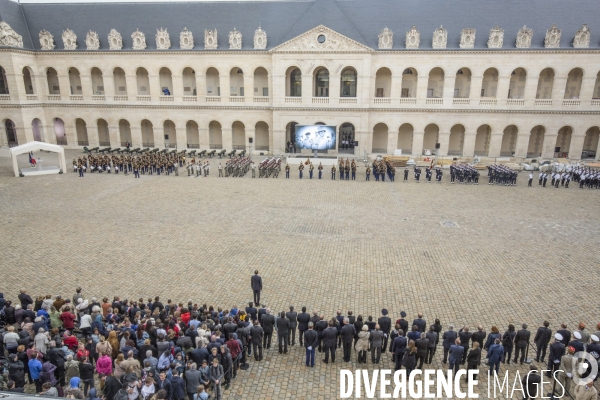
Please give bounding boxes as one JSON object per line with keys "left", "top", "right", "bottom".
{"left": 389, "top": 166, "right": 395, "bottom": 182}
{"left": 318, "top": 163, "right": 323, "bottom": 179}
{"left": 309, "top": 162, "right": 314, "bottom": 179}
{"left": 285, "top": 164, "right": 290, "bottom": 179}
{"left": 415, "top": 167, "right": 421, "bottom": 183}
{"left": 351, "top": 163, "right": 356, "bottom": 180}
{"left": 133, "top": 163, "right": 140, "bottom": 178}
{"left": 299, "top": 163, "right": 304, "bottom": 179}
{"left": 252, "top": 163, "right": 256, "bottom": 178}
{"left": 404, "top": 168, "right": 409, "bottom": 182}
{"left": 339, "top": 159, "right": 344, "bottom": 180}
{"left": 331, "top": 165, "right": 336, "bottom": 180}
{"left": 345, "top": 162, "right": 350, "bottom": 181}
{"left": 543, "top": 173, "right": 548, "bottom": 187}
{"left": 366, "top": 165, "right": 371, "bottom": 181}
{"left": 218, "top": 163, "right": 223, "bottom": 177}
{"left": 380, "top": 164, "right": 385, "bottom": 182}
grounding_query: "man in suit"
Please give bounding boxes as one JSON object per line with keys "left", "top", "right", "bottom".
{"left": 391, "top": 330, "right": 407, "bottom": 371}
{"left": 396, "top": 311, "right": 409, "bottom": 334}
{"left": 261, "top": 309, "right": 275, "bottom": 349}
{"left": 415, "top": 333, "right": 429, "bottom": 369}
{"left": 276, "top": 311, "right": 290, "bottom": 354}
{"left": 297, "top": 307, "right": 311, "bottom": 347}
{"left": 370, "top": 324, "right": 384, "bottom": 364}
{"left": 522, "top": 365, "right": 542, "bottom": 399}
{"left": 448, "top": 339, "right": 464, "bottom": 377}
{"left": 534, "top": 320, "right": 552, "bottom": 362}
{"left": 245, "top": 302, "right": 258, "bottom": 322}
{"left": 471, "top": 325, "right": 486, "bottom": 350}
{"left": 426, "top": 326, "right": 438, "bottom": 364}
{"left": 547, "top": 333, "right": 565, "bottom": 377}
{"left": 340, "top": 318, "right": 356, "bottom": 362}
{"left": 315, "top": 315, "right": 328, "bottom": 353}
{"left": 412, "top": 313, "right": 427, "bottom": 333}
{"left": 304, "top": 322, "right": 319, "bottom": 367}
{"left": 322, "top": 320, "right": 338, "bottom": 364}
{"left": 286, "top": 306, "right": 298, "bottom": 346}
{"left": 557, "top": 323, "right": 571, "bottom": 346}
{"left": 378, "top": 309, "right": 392, "bottom": 354}
{"left": 458, "top": 326, "right": 472, "bottom": 364}
{"left": 250, "top": 270, "right": 262, "bottom": 306}
{"left": 514, "top": 323, "right": 531, "bottom": 365}
{"left": 257, "top": 304, "right": 267, "bottom": 324}
{"left": 250, "top": 320, "right": 264, "bottom": 361}
{"left": 442, "top": 325, "right": 458, "bottom": 364}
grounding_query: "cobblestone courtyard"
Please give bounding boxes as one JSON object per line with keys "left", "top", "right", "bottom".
{"left": 1, "top": 151, "right": 599, "bottom": 399}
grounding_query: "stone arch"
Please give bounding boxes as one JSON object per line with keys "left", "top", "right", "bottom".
{"left": 453, "top": 68, "right": 472, "bottom": 98}
{"left": 22, "top": 67, "right": 35, "bottom": 95}
{"left": 46, "top": 67, "right": 60, "bottom": 95}
{"left": 339, "top": 122, "right": 355, "bottom": 153}
{"left": 474, "top": 124, "right": 491, "bottom": 156}
{"left": 186, "top": 120, "right": 199, "bottom": 148}
{"left": 141, "top": 119, "right": 154, "bottom": 147}
{"left": 53, "top": 117, "right": 66, "bottom": 144}
{"left": 229, "top": 67, "right": 244, "bottom": 97}
{"left": 232, "top": 121, "right": 245, "bottom": 149}
{"left": 340, "top": 67, "right": 357, "bottom": 97}
{"left": 397, "top": 123, "right": 413, "bottom": 153}
{"left": 555, "top": 126, "right": 572, "bottom": 156}
{"left": 423, "top": 124, "right": 439, "bottom": 153}
{"left": 313, "top": 67, "right": 329, "bottom": 97}
{"left": 164, "top": 120, "right": 176, "bottom": 147}
{"left": 564, "top": 68, "right": 584, "bottom": 99}
{"left": 159, "top": 67, "right": 173, "bottom": 95}
{"left": 91, "top": 67, "right": 104, "bottom": 95}
{"left": 448, "top": 124, "right": 465, "bottom": 156}
{"left": 402, "top": 67, "right": 418, "bottom": 98}
{"left": 286, "top": 121, "right": 298, "bottom": 149}
{"left": 206, "top": 67, "right": 220, "bottom": 96}
{"left": 32, "top": 118, "right": 44, "bottom": 142}
{"left": 0, "top": 66, "right": 8, "bottom": 94}
{"left": 68, "top": 67, "right": 82, "bottom": 95}
{"left": 372, "top": 123, "right": 388, "bottom": 153}
{"left": 501, "top": 125, "right": 518, "bottom": 156}
{"left": 481, "top": 68, "right": 499, "bottom": 97}
{"left": 509, "top": 68, "right": 527, "bottom": 99}
{"left": 97, "top": 119, "right": 110, "bottom": 146}
{"left": 286, "top": 66, "right": 302, "bottom": 97}
{"left": 375, "top": 67, "right": 391, "bottom": 98}
{"left": 119, "top": 119, "right": 131, "bottom": 146}
{"left": 4, "top": 119, "right": 17, "bottom": 146}
{"left": 112, "top": 67, "right": 127, "bottom": 96}
{"left": 593, "top": 71, "right": 600, "bottom": 99}
{"left": 182, "top": 67, "right": 196, "bottom": 96}
{"left": 426, "top": 67, "right": 444, "bottom": 98}
{"left": 209, "top": 121, "right": 222, "bottom": 149}
{"left": 536, "top": 68, "right": 555, "bottom": 99}
{"left": 75, "top": 118, "right": 88, "bottom": 146}
{"left": 254, "top": 67, "right": 269, "bottom": 97}
{"left": 527, "top": 125, "right": 545, "bottom": 157}
{"left": 255, "top": 121, "right": 269, "bottom": 151}
{"left": 583, "top": 126, "right": 600, "bottom": 159}
{"left": 136, "top": 67, "right": 150, "bottom": 95}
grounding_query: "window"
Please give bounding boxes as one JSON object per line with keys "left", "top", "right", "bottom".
{"left": 340, "top": 69, "right": 357, "bottom": 97}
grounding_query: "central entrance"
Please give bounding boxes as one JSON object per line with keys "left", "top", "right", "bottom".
{"left": 339, "top": 122, "right": 355, "bottom": 154}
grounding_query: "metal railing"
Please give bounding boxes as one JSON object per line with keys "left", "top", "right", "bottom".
{"left": 187, "top": 144, "right": 200, "bottom": 149}
{"left": 99, "top": 141, "right": 110, "bottom": 146}
{"left": 142, "top": 142, "right": 155, "bottom": 147}
{"left": 209, "top": 144, "right": 222, "bottom": 149}
{"left": 232, "top": 145, "right": 245, "bottom": 150}
{"left": 56, "top": 138, "right": 67, "bottom": 145}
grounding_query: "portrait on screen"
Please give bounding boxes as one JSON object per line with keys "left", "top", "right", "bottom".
{"left": 294, "top": 125, "right": 337, "bottom": 150}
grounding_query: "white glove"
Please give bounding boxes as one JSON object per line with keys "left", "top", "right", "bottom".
{"left": 308, "top": 346, "right": 312, "bottom": 351}
{"left": 566, "top": 373, "right": 572, "bottom": 378}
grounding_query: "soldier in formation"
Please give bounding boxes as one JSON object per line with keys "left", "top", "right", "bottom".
{"left": 486, "top": 165, "right": 516, "bottom": 186}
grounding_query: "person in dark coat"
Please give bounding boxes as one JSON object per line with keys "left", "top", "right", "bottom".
{"left": 101, "top": 374, "right": 123, "bottom": 400}
{"left": 378, "top": 309, "right": 392, "bottom": 354}
{"left": 250, "top": 320, "right": 264, "bottom": 361}
{"left": 484, "top": 326, "right": 501, "bottom": 351}
{"left": 458, "top": 326, "right": 472, "bottom": 364}
{"left": 534, "top": 321, "right": 552, "bottom": 362}
{"left": 514, "top": 323, "right": 531, "bottom": 364}
{"left": 297, "top": 307, "right": 311, "bottom": 347}
{"left": 466, "top": 342, "right": 481, "bottom": 382}
{"left": 340, "top": 318, "right": 356, "bottom": 362}
{"left": 276, "top": 311, "right": 290, "bottom": 354}
{"left": 156, "top": 372, "right": 172, "bottom": 400}
{"left": 315, "top": 316, "right": 328, "bottom": 353}
{"left": 442, "top": 325, "right": 458, "bottom": 364}
{"left": 7, "top": 354, "right": 25, "bottom": 388}
{"left": 370, "top": 325, "right": 384, "bottom": 364}
{"left": 557, "top": 324, "right": 571, "bottom": 346}
{"left": 250, "top": 270, "right": 262, "bottom": 306}
{"left": 486, "top": 338, "right": 504, "bottom": 375}
{"left": 402, "top": 341, "right": 417, "bottom": 375}
{"left": 245, "top": 302, "right": 258, "bottom": 323}
{"left": 412, "top": 313, "right": 427, "bottom": 333}
{"left": 170, "top": 370, "right": 186, "bottom": 400}
{"left": 18, "top": 290, "right": 33, "bottom": 310}
{"left": 303, "top": 322, "right": 319, "bottom": 367}
{"left": 261, "top": 309, "right": 275, "bottom": 350}
{"left": 471, "top": 325, "right": 486, "bottom": 350}
{"left": 391, "top": 330, "right": 407, "bottom": 371}
{"left": 415, "top": 333, "right": 429, "bottom": 369}
{"left": 448, "top": 339, "right": 464, "bottom": 376}
{"left": 286, "top": 306, "right": 298, "bottom": 346}
{"left": 501, "top": 324, "right": 516, "bottom": 364}
{"left": 322, "top": 320, "right": 338, "bottom": 364}
{"left": 547, "top": 333, "right": 566, "bottom": 377}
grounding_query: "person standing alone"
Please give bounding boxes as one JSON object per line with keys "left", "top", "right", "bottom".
{"left": 251, "top": 271, "right": 262, "bottom": 306}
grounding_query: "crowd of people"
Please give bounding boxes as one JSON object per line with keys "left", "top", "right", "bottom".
{"left": 1, "top": 278, "right": 600, "bottom": 399}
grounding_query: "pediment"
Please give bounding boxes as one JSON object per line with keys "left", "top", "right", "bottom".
{"left": 271, "top": 25, "right": 372, "bottom": 53}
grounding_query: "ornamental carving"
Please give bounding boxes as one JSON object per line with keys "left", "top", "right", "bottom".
{"left": 573, "top": 24, "right": 590, "bottom": 48}
{"left": 515, "top": 26, "right": 533, "bottom": 48}
{"left": 85, "top": 30, "right": 100, "bottom": 50}
{"left": 272, "top": 25, "right": 371, "bottom": 52}
{"left": 39, "top": 29, "right": 55, "bottom": 50}
{"left": 204, "top": 29, "right": 218, "bottom": 49}
{"left": 432, "top": 26, "right": 447, "bottom": 49}
{"left": 62, "top": 28, "right": 77, "bottom": 50}
{"left": 459, "top": 28, "right": 476, "bottom": 49}
{"left": 0, "top": 21, "right": 23, "bottom": 48}
{"left": 108, "top": 29, "right": 122, "bottom": 50}
{"left": 229, "top": 28, "right": 242, "bottom": 49}
{"left": 544, "top": 24, "right": 561, "bottom": 48}
{"left": 405, "top": 25, "right": 420, "bottom": 49}
{"left": 378, "top": 27, "right": 393, "bottom": 49}
{"left": 131, "top": 29, "right": 146, "bottom": 50}
{"left": 180, "top": 27, "right": 194, "bottom": 49}
{"left": 254, "top": 26, "right": 267, "bottom": 50}
{"left": 155, "top": 28, "right": 170, "bottom": 50}
{"left": 487, "top": 26, "right": 504, "bottom": 48}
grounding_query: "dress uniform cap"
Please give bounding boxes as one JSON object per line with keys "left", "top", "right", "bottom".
{"left": 400, "top": 311, "right": 406, "bottom": 318}
{"left": 381, "top": 309, "right": 388, "bottom": 315}
{"left": 591, "top": 335, "right": 599, "bottom": 342}
{"left": 574, "top": 331, "right": 582, "bottom": 339}
{"left": 555, "top": 333, "right": 563, "bottom": 341}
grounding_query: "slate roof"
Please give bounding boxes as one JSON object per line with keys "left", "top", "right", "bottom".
{"left": 0, "top": 0, "right": 599, "bottom": 51}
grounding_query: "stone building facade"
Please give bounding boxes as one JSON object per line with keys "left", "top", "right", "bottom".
{"left": 0, "top": 0, "right": 599, "bottom": 160}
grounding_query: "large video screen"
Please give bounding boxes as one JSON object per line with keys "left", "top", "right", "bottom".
{"left": 294, "top": 125, "right": 337, "bottom": 150}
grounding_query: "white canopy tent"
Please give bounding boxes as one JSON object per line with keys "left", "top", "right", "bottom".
{"left": 10, "top": 141, "right": 67, "bottom": 177}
